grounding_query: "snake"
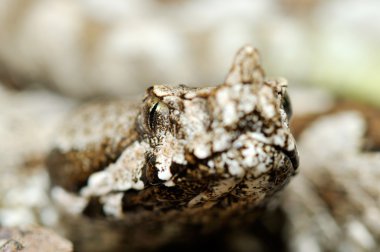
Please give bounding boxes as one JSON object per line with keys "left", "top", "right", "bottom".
{"left": 46, "top": 45, "right": 299, "bottom": 251}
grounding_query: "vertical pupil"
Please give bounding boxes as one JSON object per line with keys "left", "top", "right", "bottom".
{"left": 149, "top": 102, "right": 160, "bottom": 131}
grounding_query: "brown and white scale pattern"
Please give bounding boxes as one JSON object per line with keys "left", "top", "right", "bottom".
{"left": 46, "top": 46, "right": 299, "bottom": 224}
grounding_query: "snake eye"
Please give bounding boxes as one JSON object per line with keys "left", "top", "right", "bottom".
{"left": 148, "top": 101, "right": 169, "bottom": 132}
{"left": 149, "top": 102, "right": 160, "bottom": 131}
{"left": 281, "top": 91, "right": 292, "bottom": 119}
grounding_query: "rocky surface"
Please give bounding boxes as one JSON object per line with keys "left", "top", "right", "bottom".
{"left": 0, "top": 226, "right": 73, "bottom": 252}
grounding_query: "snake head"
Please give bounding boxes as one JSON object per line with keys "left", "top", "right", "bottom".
{"left": 49, "top": 45, "right": 299, "bottom": 218}
{"left": 137, "top": 45, "right": 298, "bottom": 205}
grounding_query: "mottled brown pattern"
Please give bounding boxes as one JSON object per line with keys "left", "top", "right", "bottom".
{"left": 46, "top": 46, "right": 298, "bottom": 251}
{"left": 47, "top": 142, "right": 115, "bottom": 192}
{"left": 47, "top": 100, "right": 139, "bottom": 191}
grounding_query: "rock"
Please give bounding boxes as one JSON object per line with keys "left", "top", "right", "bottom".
{"left": 0, "top": 226, "right": 73, "bottom": 252}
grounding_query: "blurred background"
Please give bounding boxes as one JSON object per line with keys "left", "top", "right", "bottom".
{"left": 0, "top": 0, "right": 379, "bottom": 251}
{"left": 0, "top": 0, "right": 379, "bottom": 104}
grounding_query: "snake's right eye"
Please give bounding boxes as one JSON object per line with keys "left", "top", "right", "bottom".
{"left": 147, "top": 101, "right": 169, "bottom": 133}
{"left": 281, "top": 91, "right": 292, "bottom": 119}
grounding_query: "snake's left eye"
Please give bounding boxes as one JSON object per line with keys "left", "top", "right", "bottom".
{"left": 148, "top": 101, "right": 169, "bottom": 132}
{"left": 281, "top": 91, "right": 292, "bottom": 119}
